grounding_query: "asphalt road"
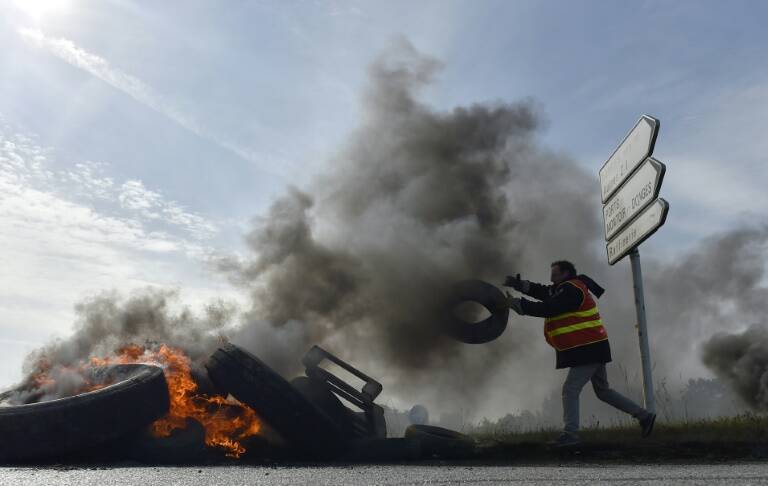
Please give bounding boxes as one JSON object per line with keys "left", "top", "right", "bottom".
{"left": 2, "top": 464, "right": 768, "bottom": 485}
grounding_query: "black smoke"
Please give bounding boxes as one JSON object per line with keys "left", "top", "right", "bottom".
{"left": 702, "top": 325, "right": 768, "bottom": 409}
{"left": 693, "top": 227, "right": 768, "bottom": 409}
{"left": 2, "top": 289, "right": 235, "bottom": 405}
{"left": 26, "top": 289, "right": 236, "bottom": 367}
{"left": 220, "top": 39, "right": 602, "bottom": 407}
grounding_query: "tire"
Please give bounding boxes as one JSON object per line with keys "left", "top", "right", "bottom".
{"left": 343, "top": 437, "right": 422, "bottom": 461}
{"left": 205, "top": 344, "right": 346, "bottom": 456}
{"left": 405, "top": 424, "right": 476, "bottom": 459}
{"left": 290, "top": 376, "right": 357, "bottom": 439}
{"left": 445, "top": 280, "right": 509, "bottom": 344}
{"left": 0, "top": 364, "right": 169, "bottom": 462}
{"left": 124, "top": 418, "right": 209, "bottom": 464}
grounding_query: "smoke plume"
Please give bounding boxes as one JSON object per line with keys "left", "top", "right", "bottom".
{"left": 221, "top": 39, "right": 601, "bottom": 407}
{"left": 0, "top": 289, "right": 237, "bottom": 405}
{"left": 702, "top": 325, "right": 768, "bottom": 409}
{"left": 25, "top": 288, "right": 236, "bottom": 368}
{"left": 694, "top": 227, "right": 768, "bottom": 409}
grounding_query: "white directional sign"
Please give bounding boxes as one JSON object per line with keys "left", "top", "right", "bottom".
{"left": 598, "top": 114, "right": 667, "bottom": 415}
{"left": 606, "top": 198, "right": 669, "bottom": 265}
{"left": 603, "top": 157, "right": 666, "bottom": 240}
{"left": 599, "top": 115, "right": 659, "bottom": 203}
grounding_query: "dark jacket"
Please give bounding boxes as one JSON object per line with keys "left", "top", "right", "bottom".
{"left": 519, "top": 276, "right": 612, "bottom": 369}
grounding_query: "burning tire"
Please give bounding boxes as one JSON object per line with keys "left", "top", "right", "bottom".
{"left": 125, "top": 418, "right": 208, "bottom": 464}
{"left": 0, "top": 364, "right": 169, "bottom": 462}
{"left": 446, "top": 279, "right": 509, "bottom": 344}
{"left": 205, "top": 344, "right": 346, "bottom": 456}
{"left": 405, "top": 424, "right": 476, "bottom": 459}
{"left": 344, "top": 437, "right": 422, "bottom": 461}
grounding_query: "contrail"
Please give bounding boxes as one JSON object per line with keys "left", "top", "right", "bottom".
{"left": 18, "top": 27, "right": 283, "bottom": 178}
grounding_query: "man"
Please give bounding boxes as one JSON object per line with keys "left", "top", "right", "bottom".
{"left": 502, "top": 260, "right": 655, "bottom": 447}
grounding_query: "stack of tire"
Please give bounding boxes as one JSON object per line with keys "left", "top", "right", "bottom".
{"left": 0, "top": 346, "right": 479, "bottom": 463}
{"left": 206, "top": 344, "right": 477, "bottom": 461}
{"left": 205, "top": 344, "right": 349, "bottom": 458}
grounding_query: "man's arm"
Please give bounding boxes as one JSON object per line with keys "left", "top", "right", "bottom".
{"left": 503, "top": 274, "right": 552, "bottom": 301}
{"left": 522, "top": 281, "right": 553, "bottom": 301}
{"left": 520, "top": 282, "right": 583, "bottom": 318}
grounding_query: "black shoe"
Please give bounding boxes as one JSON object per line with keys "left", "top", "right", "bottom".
{"left": 639, "top": 413, "right": 656, "bottom": 438}
{"left": 547, "top": 432, "right": 582, "bottom": 448}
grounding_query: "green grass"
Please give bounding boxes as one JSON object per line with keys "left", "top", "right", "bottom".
{"left": 468, "top": 414, "right": 768, "bottom": 462}
{"left": 475, "top": 413, "right": 768, "bottom": 444}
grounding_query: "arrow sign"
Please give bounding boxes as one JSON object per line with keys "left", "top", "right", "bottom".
{"left": 606, "top": 198, "right": 669, "bottom": 265}
{"left": 603, "top": 157, "right": 666, "bottom": 240}
{"left": 599, "top": 115, "right": 659, "bottom": 203}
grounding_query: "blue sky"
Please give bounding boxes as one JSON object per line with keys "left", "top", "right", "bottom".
{"left": 0, "top": 0, "right": 766, "bottom": 390}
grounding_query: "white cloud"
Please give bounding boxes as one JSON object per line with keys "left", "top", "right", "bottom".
{"left": 0, "top": 116, "right": 219, "bottom": 255}
{"left": 63, "top": 162, "right": 115, "bottom": 200}
{"left": 116, "top": 179, "right": 218, "bottom": 240}
{"left": 0, "top": 118, "right": 240, "bottom": 388}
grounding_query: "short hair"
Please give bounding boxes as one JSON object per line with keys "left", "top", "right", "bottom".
{"left": 551, "top": 260, "right": 577, "bottom": 277}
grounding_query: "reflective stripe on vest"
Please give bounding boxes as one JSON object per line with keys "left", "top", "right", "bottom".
{"left": 543, "top": 279, "right": 608, "bottom": 351}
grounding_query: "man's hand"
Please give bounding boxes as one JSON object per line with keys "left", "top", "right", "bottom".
{"left": 503, "top": 273, "right": 531, "bottom": 293}
{"left": 502, "top": 292, "right": 524, "bottom": 315}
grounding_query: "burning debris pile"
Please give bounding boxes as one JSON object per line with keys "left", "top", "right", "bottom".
{"left": 0, "top": 341, "right": 404, "bottom": 463}
{"left": 0, "top": 288, "right": 271, "bottom": 460}
{"left": 1, "top": 343, "right": 261, "bottom": 459}
{"left": 91, "top": 344, "right": 262, "bottom": 457}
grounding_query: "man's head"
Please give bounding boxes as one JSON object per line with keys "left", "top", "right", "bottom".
{"left": 550, "top": 260, "right": 577, "bottom": 285}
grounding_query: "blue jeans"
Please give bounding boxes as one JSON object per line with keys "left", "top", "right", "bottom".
{"left": 563, "top": 363, "right": 648, "bottom": 435}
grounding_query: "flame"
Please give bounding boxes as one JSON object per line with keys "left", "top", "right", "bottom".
{"left": 90, "top": 344, "right": 261, "bottom": 458}
{"left": 25, "top": 358, "right": 107, "bottom": 400}
{"left": 30, "top": 359, "right": 55, "bottom": 388}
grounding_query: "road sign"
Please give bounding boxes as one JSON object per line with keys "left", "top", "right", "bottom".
{"left": 599, "top": 114, "right": 666, "bottom": 415}
{"left": 603, "top": 157, "right": 666, "bottom": 240}
{"left": 599, "top": 115, "right": 659, "bottom": 203}
{"left": 606, "top": 198, "right": 669, "bottom": 265}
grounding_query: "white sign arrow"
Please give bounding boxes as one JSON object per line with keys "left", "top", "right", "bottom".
{"left": 599, "top": 115, "right": 659, "bottom": 203}
{"left": 603, "top": 157, "right": 666, "bottom": 240}
{"left": 606, "top": 198, "right": 669, "bottom": 265}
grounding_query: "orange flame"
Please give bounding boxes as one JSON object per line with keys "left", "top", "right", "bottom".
{"left": 90, "top": 344, "right": 261, "bottom": 457}
{"left": 30, "top": 359, "right": 55, "bottom": 388}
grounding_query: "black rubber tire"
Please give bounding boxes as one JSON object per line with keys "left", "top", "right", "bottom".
{"left": 125, "top": 418, "right": 209, "bottom": 465}
{"left": 404, "top": 424, "right": 476, "bottom": 459}
{"left": 343, "top": 437, "right": 422, "bottom": 461}
{"left": 0, "top": 364, "right": 170, "bottom": 462}
{"left": 290, "top": 376, "right": 357, "bottom": 439}
{"left": 445, "top": 280, "right": 509, "bottom": 344}
{"left": 205, "top": 344, "right": 346, "bottom": 457}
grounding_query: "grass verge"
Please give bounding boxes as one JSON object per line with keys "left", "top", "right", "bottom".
{"left": 470, "top": 414, "right": 768, "bottom": 463}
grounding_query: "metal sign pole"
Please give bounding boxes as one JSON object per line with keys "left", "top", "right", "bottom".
{"left": 629, "top": 247, "right": 655, "bottom": 413}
